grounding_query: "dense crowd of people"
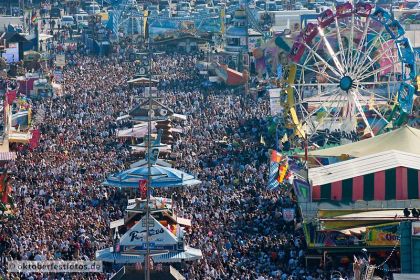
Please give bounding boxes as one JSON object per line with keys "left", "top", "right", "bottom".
{"left": 0, "top": 45, "right": 335, "bottom": 280}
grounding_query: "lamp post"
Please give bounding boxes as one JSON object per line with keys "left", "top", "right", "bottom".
{"left": 145, "top": 11, "right": 152, "bottom": 280}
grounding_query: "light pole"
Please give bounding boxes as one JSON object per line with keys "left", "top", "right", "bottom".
{"left": 144, "top": 11, "right": 152, "bottom": 280}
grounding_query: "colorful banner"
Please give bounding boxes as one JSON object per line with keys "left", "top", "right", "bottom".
{"left": 267, "top": 150, "right": 282, "bottom": 190}
{"left": 364, "top": 223, "right": 399, "bottom": 246}
{"left": 315, "top": 230, "right": 360, "bottom": 247}
{"left": 282, "top": 208, "right": 295, "bottom": 222}
{"left": 277, "top": 163, "right": 288, "bottom": 183}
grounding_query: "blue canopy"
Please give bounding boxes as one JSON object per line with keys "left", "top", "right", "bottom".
{"left": 103, "top": 165, "right": 201, "bottom": 188}
{"left": 96, "top": 246, "right": 202, "bottom": 263}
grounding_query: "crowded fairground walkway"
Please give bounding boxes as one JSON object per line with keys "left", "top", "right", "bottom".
{"left": 0, "top": 0, "right": 419, "bottom": 279}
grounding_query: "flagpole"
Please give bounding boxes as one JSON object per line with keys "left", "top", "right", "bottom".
{"left": 144, "top": 10, "right": 151, "bottom": 280}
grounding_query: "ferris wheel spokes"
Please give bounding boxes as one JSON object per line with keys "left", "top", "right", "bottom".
{"left": 318, "top": 27, "right": 345, "bottom": 75}
{"left": 353, "top": 36, "right": 399, "bottom": 78}
{"left": 350, "top": 26, "right": 387, "bottom": 77}
{"left": 354, "top": 90, "right": 391, "bottom": 132}
{"left": 354, "top": 52, "right": 399, "bottom": 81}
{"left": 356, "top": 60, "right": 401, "bottom": 82}
{"left": 334, "top": 18, "right": 350, "bottom": 70}
{"left": 356, "top": 86, "right": 395, "bottom": 106}
{"left": 294, "top": 62, "right": 341, "bottom": 83}
{"left": 350, "top": 90, "right": 374, "bottom": 137}
{"left": 351, "top": 17, "right": 372, "bottom": 74}
{"left": 307, "top": 93, "right": 349, "bottom": 139}
{"left": 347, "top": 10, "right": 356, "bottom": 72}
{"left": 303, "top": 42, "right": 342, "bottom": 78}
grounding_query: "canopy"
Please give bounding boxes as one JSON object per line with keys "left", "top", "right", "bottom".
{"left": 116, "top": 123, "right": 156, "bottom": 138}
{"left": 306, "top": 126, "right": 420, "bottom": 158}
{"left": 103, "top": 165, "right": 201, "bottom": 188}
{"left": 95, "top": 246, "right": 202, "bottom": 263}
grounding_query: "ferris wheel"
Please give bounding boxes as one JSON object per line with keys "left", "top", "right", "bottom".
{"left": 284, "top": 2, "right": 417, "bottom": 140}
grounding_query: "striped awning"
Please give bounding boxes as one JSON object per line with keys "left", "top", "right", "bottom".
{"left": 312, "top": 165, "right": 420, "bottom": 202}
{"left": 96, "top": 247, "right": 202, "bottom": 264}
{"left": 0, "top": 152, "right": 17, "bottom": 161}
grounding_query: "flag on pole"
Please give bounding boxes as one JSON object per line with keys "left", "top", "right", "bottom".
{"left": 271, "top": 149, "right": 282, "bottom": 162}
{"left": 31, "top": 12, "right": 38, "bottom": 24}
{"left": 6, "top": 90, "right": 17, "bottom": 105}
{"left": 267, "top": 150, "right": 282, "bottom": 190}
{"left": 277, "top": 163, "right": 288, "bottom": 183}
{"left": 29, "top": 129, "right": 41, "bottom": 150}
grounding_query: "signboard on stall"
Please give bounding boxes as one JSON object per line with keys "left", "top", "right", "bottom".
{"left": 365, "top": 222, "right": 400, "bottom": 246}
{"left": 269, "top": 88, "right": 283, "bottom": 116}
{"left": 315, "top": 230, "right": 360, "bottom": 247}
{"left": 55, "top": 54, "right": 66, "bottom": 67}
{"left": 119, "top": 215, "right": 177, "bottom": 248}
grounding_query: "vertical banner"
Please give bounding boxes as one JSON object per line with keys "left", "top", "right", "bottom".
{"left": 139, "top": 179, "right": 147, "bottom": 199}
{"left": 268, "top": 150, "right": 282, "bottom": 190}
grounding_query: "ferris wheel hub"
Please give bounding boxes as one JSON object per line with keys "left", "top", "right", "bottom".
{"left": 339, "top": 76, "right": 354, "bottom": 92}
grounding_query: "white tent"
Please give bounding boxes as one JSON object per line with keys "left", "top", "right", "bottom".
{"left": 306, "top": 126, "right": 420, "bottom": 158}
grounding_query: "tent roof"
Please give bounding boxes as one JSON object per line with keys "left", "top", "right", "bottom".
{"left": 127, "top": 77, "right": 159, "bottom": 84}
{"left": 96, "top": 246, "right": 202, "bottom": 263}
{"left": 322, "top": 210, "right": 405, "bottom": 220}
{"left": 103, "top": 164, "right": 201, "bottom": 188}
{"left": 129, "top": 99, "right": 174, "bottom": 121}
{"left": 306, "top": 126, "right": 420, "bottom": 158}
{"left": 309, "top": 150, "right": 420, "bottom": 186}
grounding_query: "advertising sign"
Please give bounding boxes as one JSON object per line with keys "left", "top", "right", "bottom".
{"left": 119, "top": 215, "right": 177, "bottom": 247}
{"left": 55, "top": 54, "right": 66, "bottom": 67}
{"left": 315, "top": 230, "right": 360, "bottom": 247}
{"left": 269, "top": 88, "right": 283, "bottom": 116}
{"left": 365, "top": 223, "right": 399, "bottom": 246}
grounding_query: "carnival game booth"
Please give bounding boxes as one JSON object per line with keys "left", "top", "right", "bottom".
{"left": 298, "top": 146, "right": 420, "bottom": 273}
